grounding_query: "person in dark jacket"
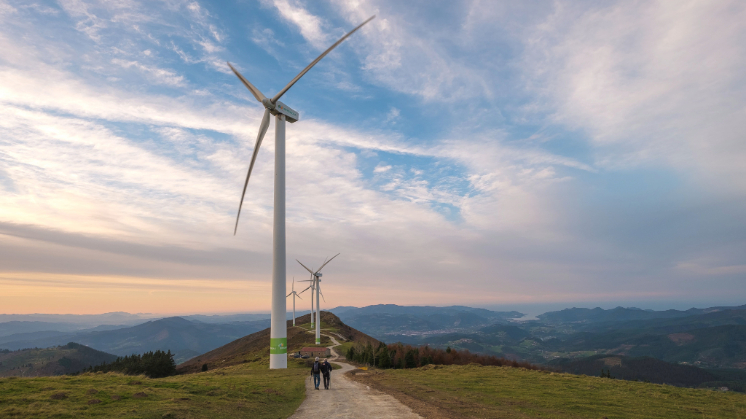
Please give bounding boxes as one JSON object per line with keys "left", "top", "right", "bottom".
{"left": 320, "top": 358, "right": 332, "bottom": 389}
{"left": 311, "top": 357, "right": 321, "bottom": 390}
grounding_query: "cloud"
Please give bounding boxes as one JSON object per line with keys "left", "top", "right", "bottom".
{"left": 373, "top": 164, "right": 391, "bottom": 173}
{"left": 57, "top": 0, "right": 107, "bottom": 41}
{"left": 112, "top": 59, "right": 186, "bottom": 86}
{"left": 384, "top": 107, "right": 399, "bottom": 123}
{"left": 522, "top": 1, "right": 746, "bottom": 189}
{"left": 269, "top": 0, "right": 331, "bottom": 49}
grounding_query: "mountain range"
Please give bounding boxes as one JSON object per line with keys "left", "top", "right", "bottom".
{"left": 0, "top": 317, "right": 270, "bottom": 363}
{"left": 2, "top": 303, "right": 745, "bottom": 375}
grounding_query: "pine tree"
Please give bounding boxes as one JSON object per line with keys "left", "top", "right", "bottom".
{"left": 377, "top": 345, "right": 391, "bottom": 369}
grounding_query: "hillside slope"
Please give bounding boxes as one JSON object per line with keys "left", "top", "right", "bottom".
{"left": 177, "top": 311, "right": 378, "bottom": 374}
{"left": 0, "top": 343, "right": 117, "bottom": 377}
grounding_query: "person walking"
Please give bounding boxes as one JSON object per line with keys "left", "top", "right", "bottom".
{"left": 311, "top": 357, "right": 321, "bottom": 390}
{"left": 320, "top": 358, "right": 332, "bottom": 389}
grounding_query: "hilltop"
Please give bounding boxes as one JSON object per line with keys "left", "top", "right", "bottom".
{"left": 0, "top": 343, "right": 117, "bottom": 377}
{"left": 177, "top": 311, "right": 378, "bottom": 374}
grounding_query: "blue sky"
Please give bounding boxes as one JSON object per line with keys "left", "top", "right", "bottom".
{"left": 0, "top": 0, "right": 744, "bottom": 314}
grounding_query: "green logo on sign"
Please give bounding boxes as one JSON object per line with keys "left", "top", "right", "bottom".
{"left": 270, "top": 338, "right": 288, "bottom": 354}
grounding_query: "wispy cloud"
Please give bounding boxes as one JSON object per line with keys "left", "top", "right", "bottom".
{"left": 112, "top": 59, "right": 186, "bottom": 86}
{"left": 269, "top": 0, "right": 330, "bottom": 49}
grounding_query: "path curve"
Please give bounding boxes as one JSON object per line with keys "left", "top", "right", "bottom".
{"left": 289, "top": 331, "right": 421, "bottom": 419}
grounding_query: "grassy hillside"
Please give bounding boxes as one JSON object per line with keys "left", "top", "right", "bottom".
{"left": 349, "top": 364, "right": 746, "bottom": 418}
{"left": 0, "top": 343, "right": 117, "bottom": 377}
{"left": 176, "top": 313, "right": 332, "bottom": 374}
{"left": 0, "top": 360, "right": 308, "bottom": 418}
{"left": 549, "top": 354, "right": 746, "bottom": 390}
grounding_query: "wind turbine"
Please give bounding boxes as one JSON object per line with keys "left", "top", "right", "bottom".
{"left": 298, "top": 278, "right": 314, "bottom": 327}
{"left": 286, "top": 277, "right": 303, "bottom": 326}
{"left": 229, "top": 16, "right": 375, "bottom": 369}
{"left": 297, "top": 253, "right": 340, "bottom": 345}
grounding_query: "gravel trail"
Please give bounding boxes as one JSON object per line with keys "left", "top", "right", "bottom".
{"left": 289, "top": 333, "right": 422, "bottom": 419}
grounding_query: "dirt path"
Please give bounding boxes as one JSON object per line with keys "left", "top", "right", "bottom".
{"left": 289, "top": 333, "right": 422, "bottom": 419}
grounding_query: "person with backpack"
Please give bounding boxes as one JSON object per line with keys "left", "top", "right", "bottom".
{"left": 311, "top": 357, "right": 321, "bottom": 390}
{"left": 320, "top": 358, "right": 332, "bottom": 389}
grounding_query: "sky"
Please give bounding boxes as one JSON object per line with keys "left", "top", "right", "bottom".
{"left": 0, "top": 0, "right": 745, "bottom": 315}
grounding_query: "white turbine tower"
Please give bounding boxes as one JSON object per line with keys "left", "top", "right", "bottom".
{"left": 230, "top": 16, "right": 375, "bottom": 369}
{"left": 286, "top": 278, "right": 303, "bottom": 326}
{"left": 297, "top": 253, "right": 340, "bottom": 345}
{"left": 298, "top": 278, "right": 315, "bottom": 327}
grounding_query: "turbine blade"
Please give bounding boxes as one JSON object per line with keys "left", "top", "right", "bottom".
{"left": 234, "top": 108, "right": 271, "bottom": 235}
{"left": 319, "top": 287, "right": 326, "bottom": 302}
{"left": 296, "top": 259, "right": 315, "bottom": 275}
{"left": 299, "top": 285, "right": 312, "bottom": 294}
{"left": 286, "top": 292, "right": 292, "bottom": 297}
{"left": 296, "top": 293, "right": 303, "bottom": 300}
{"left": 317, "top": 253, "right": 340, "bottom": 272}
{"left": 227, "top": 62, "right": 266, "bottom": 103}
{"left": 316, "top": 256, "right": 328, "bottom": 273}
{"left": 270, "top": 15, "right": 375, "bottom": 104}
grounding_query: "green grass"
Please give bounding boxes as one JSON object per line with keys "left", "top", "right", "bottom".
{"left": 0, "top": 358, "right": 310, "bottom": 418}
{"left": 334, "top": 342, "right": 354, "bottom": 356}
{"left": 293, "top": 321, "right": 337, "bottom": 333}
{"left": 350, "top": 364, "right": 746, "bottom": 418}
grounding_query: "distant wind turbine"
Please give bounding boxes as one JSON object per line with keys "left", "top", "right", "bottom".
{"left": 298, "top": 278, "right": 314, "bottom": 328}
{"left": 297, "top": 253, "right": 340, "bottom": 345}
{"left": 229, "top": 16, "right": 375, "bottom": 369}
{"left": 286, "top": 278, "right": 303, "bottom": 326}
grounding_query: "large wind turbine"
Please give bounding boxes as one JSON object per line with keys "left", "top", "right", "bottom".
{"left": 297, "top": 253, "right": 340, "bottom": 345}
{"left": 230, "top": 17, "right": 375, "bottom": 369}
{"left": 298, "top": 279, "right": 314, "bottom": 327}
{"left": 286, "top": 278, "right": 303, "bottom": 326}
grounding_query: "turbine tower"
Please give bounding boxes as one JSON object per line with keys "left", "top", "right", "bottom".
{"left": 286, "top": 278, "right": 303, "bottom": 326}
{"left": 297, "top": 253, "right": 340, "bottom": 345}
{"left": 298, "top": 279, "right": 315, "bottom": 327}
{"left": 230, "top": 16, "right": 375, "bottom": 369}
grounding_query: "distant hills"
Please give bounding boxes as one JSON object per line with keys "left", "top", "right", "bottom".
{"left": 337, "top": 304, "right": 746, "bottom": 375}
{"left": 0, "top": 312, "right": 156, "bottom": 330}
{"left": 0, "top": 342, "right": 117, "bottom": 377}
{"left": 537, "top": 305, "right": 746, "bottom": 325}
{"left": 0, "top": 317, "right": 270, "bottom": 363}
{"left": 330, "top": 304, "right": 522, "bottom": 339}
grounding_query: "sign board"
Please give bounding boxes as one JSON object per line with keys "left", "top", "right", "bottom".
{"left": 274, "top": 101, "right": 299, "bottom": 123}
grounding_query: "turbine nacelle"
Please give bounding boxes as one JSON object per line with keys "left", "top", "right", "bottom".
{"left": 262, "top": 99, "right": 299, "bottom": 123}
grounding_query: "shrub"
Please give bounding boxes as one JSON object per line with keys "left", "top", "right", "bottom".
{"left": 86, "top": 350, "right": 176, "bottom": 378}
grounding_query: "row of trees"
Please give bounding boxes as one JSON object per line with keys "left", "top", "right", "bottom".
{"left": 346, "top": 342, "right": 542, "bottom": 371}
{"left": 84, "top": 350, "right": 176, "bottom": 378}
